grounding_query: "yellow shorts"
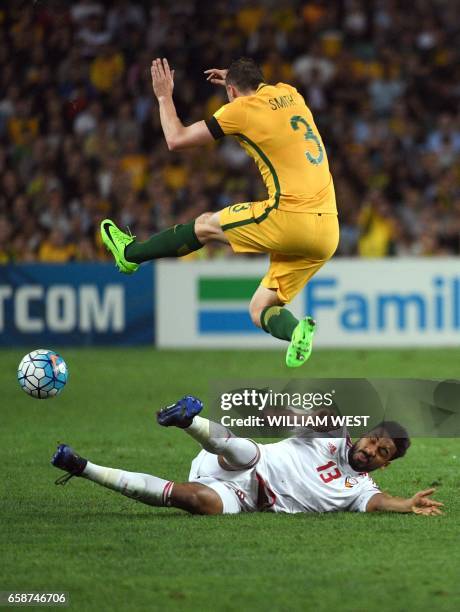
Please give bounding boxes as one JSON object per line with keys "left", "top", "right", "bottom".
{"left": 219, "top": 200, "right": 339, "bottom": 303}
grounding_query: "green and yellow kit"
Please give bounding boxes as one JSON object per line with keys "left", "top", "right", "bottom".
{"left": 206, "top": 82, "right": 339, "bottom": 303}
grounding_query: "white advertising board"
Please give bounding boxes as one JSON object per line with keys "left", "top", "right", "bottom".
{"left": 156, "top": 258, "right": 460, "bottom": 348}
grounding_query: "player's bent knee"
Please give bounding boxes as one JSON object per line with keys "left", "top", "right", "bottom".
{"left": 195, "top": 212, "right": 226, "bottom": 244}
{"left": 194, "top": 212, "right": 215, "bottom": 243}
{"left": 249, "top": 302, "right": 264, "bottom": 328}
{"left": 195, "top": 212, "right": 213, "bottom": 226}
{"left": 250, "top": 311, "right": 263, "bottom": 328}
{"left": 188, "top": 485, "right": 223, "bottom": 515}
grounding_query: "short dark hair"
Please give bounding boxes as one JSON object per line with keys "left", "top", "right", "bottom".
{"left": 225, "top": 58, "right": 265, "bottom": 92}
{"left": 370, "top": 421, "right": 411, "bottom": 460}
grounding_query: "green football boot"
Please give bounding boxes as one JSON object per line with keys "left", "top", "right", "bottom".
{"left": 100, "top": 219, "right": 139, "bottom": 274}
{"left": 286, "top": 317, "right": 316, "bottom": 368}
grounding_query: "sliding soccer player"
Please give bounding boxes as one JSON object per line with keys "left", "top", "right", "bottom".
{"left": 52, "top": 396, "right": 443, "bottom": 517}
{"left": 101, "top": 57, "right": 339, "bottom": 367}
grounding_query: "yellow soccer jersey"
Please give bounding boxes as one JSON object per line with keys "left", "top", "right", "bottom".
{"left": 206, "top": 82, "right": 337, "bottom": 214}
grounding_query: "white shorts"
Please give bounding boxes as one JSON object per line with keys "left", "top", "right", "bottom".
{"left": 192, "top": 477, "right": 242, "bottom": 514}
{"left": 188, "top": 450, "right": 260, "bottom": 514}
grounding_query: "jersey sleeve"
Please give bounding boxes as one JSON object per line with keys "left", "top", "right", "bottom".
{"left": 205, "top": 100, "right": 248, "bottom": 140}
{"left": 348, "top": 476, "right": 381, "bottom": 513}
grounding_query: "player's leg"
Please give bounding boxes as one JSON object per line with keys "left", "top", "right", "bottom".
{"left": 260, "top": 253, "right": 324, "bottom": 367}
{"left": 100, "top": 212, "right": 227, "bottom": 273}
{"left": 100, "top": 199, "right": 268, "bottom": 273}
{"left": 257, "top": 212, "right": 339, "bottom": 366}
{"left": 249, "top": 282, "right": 316, "bottom": 366}
{"left": 126, "top": 211, "right": 230, "bottom": 261}
{"left": 157, "top": 396, "right": 260, "bottom": 470}
{"left": 51, "top": 444, "right": 223, "bottom": 514}
{"left": 119, "top": 198, "right": 261, "bottom": 268}
{"left": 249, "top": 284, "right": 297, "bottom": 337}
{"left": 218, "top": 201, "right": 317, "bottom": 350}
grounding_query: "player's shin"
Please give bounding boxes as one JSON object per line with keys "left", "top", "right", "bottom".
{"left": 261, "top": 305, "right": 298, "bottom": 341}
{"left": 125, "top": 220, "right": 203, "bottom": 263}
{"left": 185, "top": 416, "right": 259, "bottom": 469}
{"left": 82, "top": 462, "right": 174, "bottom": 507}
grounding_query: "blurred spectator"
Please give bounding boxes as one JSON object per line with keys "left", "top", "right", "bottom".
{"left": 358, "top": 191, "right": 397, "bottom": 257}
{"left": 90, "top": 45, "right": 125, "bottom": 93}
{"left": 0, "top": 216, "right": 13, "bottom": 263}
{"left": 0, "top": 0, "right": 459, "bottom": 263}
{"left": 368, "top": 61, "right": 405, "bottom": 117}
{"left": 74, "top": 102, "right": 102, "bottom": 137}
{"left": 38, "top": 229, "right": 75, "bottom": 263}
{"left": 292, "top": 40, "right": 336, "bottom": 88}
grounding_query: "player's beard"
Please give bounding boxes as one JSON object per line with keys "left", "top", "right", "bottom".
{"left": 348, "top": 445, "right": 372, "bottom": 472}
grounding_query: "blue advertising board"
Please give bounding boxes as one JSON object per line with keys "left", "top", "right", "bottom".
{"left": 0, "top": 263, "right": 155, "bottom": 346}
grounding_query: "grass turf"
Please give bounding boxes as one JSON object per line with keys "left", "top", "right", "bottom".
{"left": 2, "top": 348, "right": 460, "bottom": 611}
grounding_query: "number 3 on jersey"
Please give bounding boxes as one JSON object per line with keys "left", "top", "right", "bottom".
{"left": 316, "top": 460, "right": 342, "bottom": 484}
{"left": 290, "top": 115, "right": 324, "bottom": 166}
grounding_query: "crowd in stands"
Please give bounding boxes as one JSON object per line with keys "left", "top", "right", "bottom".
{"left": 1, "top": 0, "right": 459, "bottom": 263}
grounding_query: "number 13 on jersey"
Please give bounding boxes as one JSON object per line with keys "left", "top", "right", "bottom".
{"left": 316, "top": 461, "right": 342, "bottom": 484}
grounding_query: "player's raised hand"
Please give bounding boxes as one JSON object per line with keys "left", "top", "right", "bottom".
{"left": 204, "top": 68, "right": 228, "bottom": 87}
{"left": 410, "top": 488, "right": 444, "bottom": 516}
{"left": 151, "top": 58, "right": 175, "bottom": 100}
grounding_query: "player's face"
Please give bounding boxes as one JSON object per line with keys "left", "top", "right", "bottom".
{"left": 348, "top": 434, "right": 397, "bottom": 472}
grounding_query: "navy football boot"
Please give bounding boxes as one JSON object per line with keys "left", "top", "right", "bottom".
{"left": 157, "top": 395, "right": 203, "bottom": 428}
{"left": 51, "top": 444, "right": 87, "bottom": 485}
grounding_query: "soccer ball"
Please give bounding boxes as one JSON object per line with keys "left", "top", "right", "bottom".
{"left": 17, "top": 350, "right": 69, "bottom": 399}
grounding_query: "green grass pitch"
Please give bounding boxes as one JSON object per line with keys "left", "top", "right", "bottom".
{"left": 2, "top": 348, "right": 460, "bottom": 611}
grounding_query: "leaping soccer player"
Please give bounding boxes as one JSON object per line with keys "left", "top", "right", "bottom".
{"left": 52, "top": 396, "right": 443, "bottom": 517}
{"left": 101, "top": 57, "right": 339, "bottom": 367}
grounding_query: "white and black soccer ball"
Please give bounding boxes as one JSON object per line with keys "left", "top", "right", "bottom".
{"left": 17, "top": 349, "right": 69, "bottom": 399}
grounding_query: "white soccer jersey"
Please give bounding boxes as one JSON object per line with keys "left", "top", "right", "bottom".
{"left": 256, "top": 434, "right": 381, "bottom": 513}
{"left": 189, "top": 432, "right": 381, "bottom": 514}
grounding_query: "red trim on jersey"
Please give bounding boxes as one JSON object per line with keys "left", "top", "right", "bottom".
{"left": 255, "top": 472, "right": 277, "bottom": 511}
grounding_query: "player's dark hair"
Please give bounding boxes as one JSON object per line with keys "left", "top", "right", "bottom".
{"left": 371, "top": 421, "right": 411, "bottom": 460}
{"left": 226, "top": 58, "right": 265, "bottom": 92}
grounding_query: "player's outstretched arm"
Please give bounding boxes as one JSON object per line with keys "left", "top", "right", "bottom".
{"left": 366, "top": 488, "right": 444, "bottom": 515}
{"left": 151, "top": 58, "right": 214, "bottom": 151}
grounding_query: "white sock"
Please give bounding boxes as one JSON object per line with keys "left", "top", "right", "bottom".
{"left": 185, "top": 416, "right": 259, "bottom": 469}
{"left": 82, "top": 462, "right": 174, "bottom": 507}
